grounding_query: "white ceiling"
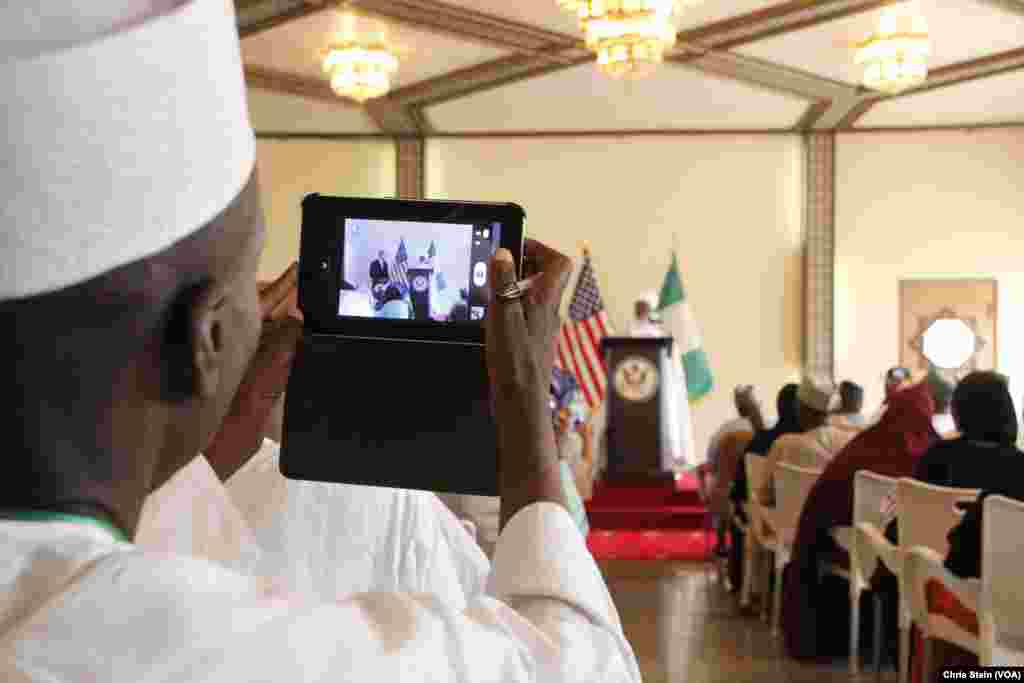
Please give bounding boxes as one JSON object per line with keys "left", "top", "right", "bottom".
{"left": 247, "top": 88, "right": 379, "bottom": 133}
{"left": 857, "top": 69, "right": 1024, "bottom": 128}
{"left": 427, "top": 61, "right": 808, "bottom": 131}
{"left": 738, "top": 0, "right": 1024, "bottom": 86}
{"left": 242, "top": 7, "right": 508, "bottom": 90}
{"left": 241, "top": 0, "right": 1024, "bottom": 133}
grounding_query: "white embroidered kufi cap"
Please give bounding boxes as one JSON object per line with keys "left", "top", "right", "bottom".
{"left": 0, "top": 0, "right": 256, "bottom": 301}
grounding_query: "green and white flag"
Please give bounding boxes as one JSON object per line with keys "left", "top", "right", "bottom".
{"left": 658, "top": 253, "right": 714, "bottom": 403}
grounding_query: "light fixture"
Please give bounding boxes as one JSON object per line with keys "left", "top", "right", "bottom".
{"left": 566, "top": 1, "right": 686, "bottom": 79}
{"left": 322, "top": 13, "right": 399, "bottom": 103}
{"left": 854, "top": 2, "right": 930, "bottom": 95}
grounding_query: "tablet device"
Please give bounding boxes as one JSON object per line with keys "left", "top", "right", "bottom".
{"left": 282, "top": 196, "right": 524, "bottom": 495}
{"left": 298, "top": 195, "right": 525, "bottom": 345}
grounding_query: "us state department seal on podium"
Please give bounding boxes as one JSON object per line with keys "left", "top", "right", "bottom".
{"left": 613, "top": 356, "right": 660, "bottom": 403}
{"left": 412, "top": 275, "right": 429, "bottom": 292}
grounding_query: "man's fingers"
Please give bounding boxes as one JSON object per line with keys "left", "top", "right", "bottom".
{"left": 485, "top": 248, "right": 528, "bottom": 364}
{"left": 260, "top": 263, "right": 299, "bottom": 318}
{"left": 521, "top": 240, "right": 572, "bottom": 308}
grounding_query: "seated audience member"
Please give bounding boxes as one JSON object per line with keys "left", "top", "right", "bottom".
{"left": 927, "top": 367, "right": 958, "bottom": 438}
{"left": 717, "top": 430, "right": 754, "bottom": 583}
{"left": 0, "top": 5, "right": 640, "bottom": 672}
{"left": 942, "top": 372, "right": 1024, "bottom": 579}
{"left": 552, "top": 379, "right": 591, "bottom": 537}
{"left": 892, "top": 372, "right": 1023, "bottom": 683}
{"left": 765, "top": 378, "right": 857, "bottom": 490}
{"left": 377, "top": 284, "right": 411, "bottom": 319}
{"left": 915, "top": 371, "right": 1018, "bottom": 490}
{"left": 729, "top": 383, "right": 800, "bottom": 590}
{"left": 703, "top": 386, "right": 767, "bottom": 552}
{"left": 886, "top": 366, "right": 913, "bottom": 397}
{"left": 830, "top": 380, "right": 867, "bottom": 430}
{"left": 782, "top": 381, "right": 938, "bottom": 659}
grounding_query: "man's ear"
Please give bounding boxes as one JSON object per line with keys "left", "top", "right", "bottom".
{"left": 189, "top": 283, "right": 230, "bottom": 400}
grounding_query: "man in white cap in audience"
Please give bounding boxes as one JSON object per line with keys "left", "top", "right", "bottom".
{"left": 0, "top": 2, "right": 640, "bottom": 680}
{"left": 759, "top": 377, "right": 857, "bottom": 503}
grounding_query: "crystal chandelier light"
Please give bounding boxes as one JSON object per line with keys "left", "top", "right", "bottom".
{"left": 854, "top": 2, "right": 930, "bottom": 95}
{"left": 322, "top": 13, "right": 399, "bottom": 103}
{"left": 563, "top": 1, "right": 685, "bottom": 79}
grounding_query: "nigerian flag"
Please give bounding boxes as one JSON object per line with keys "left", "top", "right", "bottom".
{"left": 658, "top": 253, "right": 714, "bottom": 403}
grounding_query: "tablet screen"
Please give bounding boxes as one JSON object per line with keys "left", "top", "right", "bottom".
{"left": 337, "top": 218, "right": 501, "bottom": 324}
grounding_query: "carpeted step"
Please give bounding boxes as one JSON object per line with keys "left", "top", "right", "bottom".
{"left": 587, "top": 529, "right": 714, "bottom": 561}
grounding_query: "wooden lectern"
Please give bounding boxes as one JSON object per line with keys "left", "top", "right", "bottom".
{"left": 406, "top": 268, "right": 432, "bottom": 320}
{"left": 601, "top": 337, "right": 676, "bottom": 484}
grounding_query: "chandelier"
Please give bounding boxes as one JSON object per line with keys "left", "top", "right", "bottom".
{"left": 322, "top": 13, "right": 399, "bottom": 103}
{"left": 561, "top": 1, "right": 686, "bottom": 79}
{"left": 854, "top": 3, "right": 930, "bottom": 95}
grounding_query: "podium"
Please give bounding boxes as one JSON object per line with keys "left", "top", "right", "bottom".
{"left": 601, "top": 336, "right": 676, "bottom": 484}
{"left": 407, "top": 268, "right": 432, "bottom": 320}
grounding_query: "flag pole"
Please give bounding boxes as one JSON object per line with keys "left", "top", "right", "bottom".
{"left": 581, "top": 240, "right": 590, "bottom": 258}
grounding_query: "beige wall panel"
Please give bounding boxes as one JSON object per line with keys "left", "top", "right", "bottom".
{"left": 255, "top": 139, "right": 396, "bottom": 280}
{"left": 427, "top": 135, "right": 804, "bottom": 454}
{"left": 835, "top": 128, "right": 1024, "bottom": 414}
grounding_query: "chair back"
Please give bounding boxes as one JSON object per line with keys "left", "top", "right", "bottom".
{"left": 774, "top": 462, "right": 821, "bottom": 543}
{"left": 853, "top": 469, "right": 899, "bottom": 530}
{"left": 897, "top": 478, "right": 980, "bottom": 557}
{"left": 982, "top": 495, "right": 1024, "bottom": 655}
{"left": 744, "top": 452, "right": 771, "bottom": 505}
{"left": 711, "top": 431, "right": 753, "bottom": 517}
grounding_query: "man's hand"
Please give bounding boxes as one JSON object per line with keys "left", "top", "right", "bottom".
{"left": 205, "top": 264, "right": 303, "bottom": 481}
{"left": 485, "top": 240, "right": 573, "bottom": 529}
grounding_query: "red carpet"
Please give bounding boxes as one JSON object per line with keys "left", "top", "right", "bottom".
{"left": 586, "top": 529, "right": 715, "bottom": 561}
{"left": 585, "top": 472, "right": 714, "bottom": 561}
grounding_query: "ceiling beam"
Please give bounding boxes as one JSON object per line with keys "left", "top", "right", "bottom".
{"left": 973, "top": 0, "right": 1024, "bottom": 17}
{"left": 831, "top": 46, "right": 1024, "bottom": 128}
{"left": 677, "top": 0, "right": 902, "bottom": 50}
{"left": 246, "top": 66, "right": 425, "bottom": 135}
{"left": 670, "top": 50, "right": 854, "bottom": 101}
{"left": 385, "top": 52, "right": 590, "bottom": 107}
{"left": 245, "top": 65, "right": 349, "bottom": 105}
{"left": 794, "top": 100, "right": 834, "bottom": 130}
{"left": 237, "top": 0, "right": 327, "bottom": 38}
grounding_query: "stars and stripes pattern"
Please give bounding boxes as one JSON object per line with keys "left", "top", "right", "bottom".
{"left": 555, "top": 252, "right": 613, "bottom": 409}
{"left": 391, "top": 238, "right": 409, "bottom": 293}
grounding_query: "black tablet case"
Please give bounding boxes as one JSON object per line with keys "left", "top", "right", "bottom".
{"left": 280, "top": 334, "right": 498, "bottom": 496}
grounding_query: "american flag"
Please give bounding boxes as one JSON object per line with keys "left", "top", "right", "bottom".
{"left": 555, "top": 253, "right": 613, "bottom": 408}
{"left": 391, "top": 238, "right": 409, "bottom": 293}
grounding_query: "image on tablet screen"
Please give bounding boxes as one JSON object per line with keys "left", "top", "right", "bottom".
{"left": 337, "top": 218, "right": 501, "bottom": 323}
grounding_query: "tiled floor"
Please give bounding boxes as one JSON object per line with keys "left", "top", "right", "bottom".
{"left": 598, "top": 560, "right": 899, "bottom": 683}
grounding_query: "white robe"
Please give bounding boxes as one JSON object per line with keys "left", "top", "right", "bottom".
{"left": 137, "top": 440, "right": 489, "bottom": 607}
{"left": 1, "top": 507, "right": 639, "bottom": 682}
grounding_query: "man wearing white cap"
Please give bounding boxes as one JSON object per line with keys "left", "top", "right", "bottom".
{"left": 0, "top": 2, "right": 640, "bottom": 681}
{"left": 759, "top": 377, "right": 857, "bottom": 503}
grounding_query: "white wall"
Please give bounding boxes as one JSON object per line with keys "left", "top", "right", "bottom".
{"left": 835, "top": 128, "right": 1024, "bottom": 413}
{"left": 427, "top": 135, "right": 805, "bottom": 455}
{"left": 255, "top": 138, "right": 396, "bottom": 280}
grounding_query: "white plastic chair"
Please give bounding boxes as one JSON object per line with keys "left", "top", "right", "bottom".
{"left": 903, "top": 545, "right": 980, "bottom": 681}
{"left": 897, "top": 478, "right": 979, "bottom": 679}
{"left": 771, "top": 462, "right": 821, "bottom": 635}
{"left": 845, "top": 470, "right": 900, "bottom": 676}
{"left": 980, "top": 495, "right": 1024, "bottom": 666}
{"left": 741, "top": 453, "right": 776, "bottom": 614}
